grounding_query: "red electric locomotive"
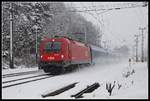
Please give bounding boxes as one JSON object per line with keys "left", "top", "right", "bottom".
{"left": 38, "top": 36, "right": 92, "bottom": 74}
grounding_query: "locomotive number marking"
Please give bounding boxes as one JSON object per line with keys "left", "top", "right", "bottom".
{"left": 48, "top": 57, "right": 55, "bottom": 60}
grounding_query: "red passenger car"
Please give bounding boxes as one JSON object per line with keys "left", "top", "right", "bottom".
{"left": 38, "top": 36, "right": 92, "bottom": 74}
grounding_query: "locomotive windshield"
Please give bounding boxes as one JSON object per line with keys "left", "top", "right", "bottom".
{"left": 44, "top": 42, "right": 61, "bottom": 53}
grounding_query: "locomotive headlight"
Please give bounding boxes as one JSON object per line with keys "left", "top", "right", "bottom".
{"left": 61, "top": 54, "right": 64, "bottom": 59}
{"left": 41, "top": 55, "right": 43, "bottom": 58}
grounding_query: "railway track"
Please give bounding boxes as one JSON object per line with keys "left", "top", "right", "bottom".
{"left": 2, "top": 70, "right": 100, "bottom": 98}
{"left": 2, "top": 73, "right": 53, "bottom": 88}
{"left": 2, "top": 73, "right": 50, "bottom": 84}
{"left": 2, "top": 70, "right": 41, "bottom": 78}
{"left": 3, "top": 73, "right": 100, "bottom": 98}
{"left": 2, "top": 68, "right": 75, "bottom": 89}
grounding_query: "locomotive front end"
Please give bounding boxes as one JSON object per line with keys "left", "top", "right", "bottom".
{"left": 38, "top": 38, "right": 67, "bottom": 73}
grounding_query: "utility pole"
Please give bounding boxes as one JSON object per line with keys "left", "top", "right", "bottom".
{"left": 35, "top": 26, "right": 38, "bottom": 64}
{"left": 103, "top": 41, "right": 107, "bottom": 49}
{"left": 33, "top": 20, "right": 40, "bottom": 65}
{"left": 68, "top": 13, "right": 72, "bottom": 39}
{"left": 9, "top": 2, "right": 14, "bottom": 68}
{"left": 34, "top": 3, "right": 41, "bottom": 64}
{"left": 2, "top": 3, "right": 4, "bottom": 54}
{"left": 134, "top": 34, "right": 139, "bottom": 62}
{"left": 139, "top": 27, "right": 146, "bottom": 62}
{"left": 84, "top": 22, "right": 87, "bottom": 43}
{"left": 99, "top": 34, "right": 103, "bottom": 47}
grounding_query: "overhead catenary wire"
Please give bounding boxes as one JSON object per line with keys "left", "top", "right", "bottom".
{"left": 65, "top": 2, "right": 147, "bottom": 10}
{"left": 76, "top": 2, "right": 143, "bottom": 48}
{"left": 3, "top": 2, "right": 147, "bottom": 49}
{"left": 80, "top": 3, "right": 108, "bottom": 45}
{"left": 91, "top": 2, "right": 106, "bottom": 46}
{"left": 54, "top": 2, "right": 147, "bottom": 14}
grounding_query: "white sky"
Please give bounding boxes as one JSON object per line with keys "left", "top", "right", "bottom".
{"left": 64, "top": 2, "right": 148, "bottom": 54}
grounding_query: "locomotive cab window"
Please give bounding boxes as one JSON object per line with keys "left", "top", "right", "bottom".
{"left": 44, "top": 42, "right": 61, "bottom": 53}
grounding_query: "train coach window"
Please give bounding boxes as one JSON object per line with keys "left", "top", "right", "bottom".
{"left": 44, "top": 42, "right": 61, "bottom": 52}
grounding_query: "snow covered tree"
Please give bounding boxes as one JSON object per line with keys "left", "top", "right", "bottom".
{"left": 2, "top": 2, "right": 100, "bottom": 67}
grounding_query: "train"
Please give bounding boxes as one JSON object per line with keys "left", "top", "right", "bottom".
{"left": 38, "top": 36, "right": 117, "bottom": 74}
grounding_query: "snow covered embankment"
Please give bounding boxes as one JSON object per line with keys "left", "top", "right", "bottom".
{"left": 2, "top": 60, "right": 148, "bottom": 99}
{"left": 81, "top": 62, "right": 148, "bottom": 99}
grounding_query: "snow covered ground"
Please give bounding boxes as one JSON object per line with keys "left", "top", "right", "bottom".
{"left": 2, "top": 58, "right": 148, "bottom": 99}
{"left": 2, "top": 65, "right": 38, "bottom": 75}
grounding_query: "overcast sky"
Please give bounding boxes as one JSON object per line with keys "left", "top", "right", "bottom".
{"left": 64, "top": 2, "right": 148, "bottom": 54}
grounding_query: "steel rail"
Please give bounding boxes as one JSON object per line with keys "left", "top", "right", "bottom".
{"left": 2, "top": 75, "right": 53, "bottom": 88}
{"left": 2, "top": 73, "right": 50, "bottom": 84}
{"left": 2, "top": 70, "right": 40, "bottom": 78}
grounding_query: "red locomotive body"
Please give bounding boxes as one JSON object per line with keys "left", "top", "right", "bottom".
{"left": 38, "top": 37, "right": 92, "bottom": 73}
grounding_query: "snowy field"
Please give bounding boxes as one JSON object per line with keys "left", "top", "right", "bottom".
{"left": 2, "top": 59, "right": 148, "bottom": 99}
